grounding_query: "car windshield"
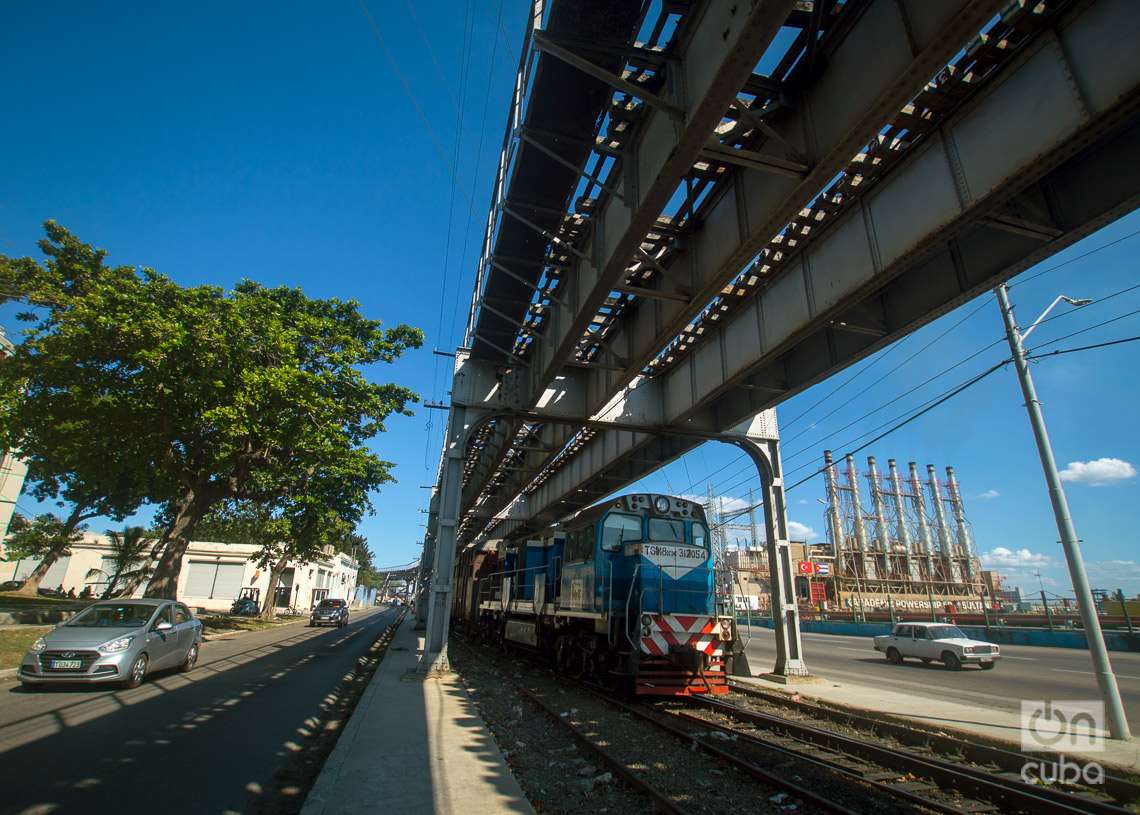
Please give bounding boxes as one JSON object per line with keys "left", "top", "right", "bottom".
{"left": 317, "top": 600, "right": 342, "bottom": 609}
{"left": 927, "top": 625, "right": 967, "bottom": 640}
{"left": 65, "top": 604, "right": 156, "bottom": 628}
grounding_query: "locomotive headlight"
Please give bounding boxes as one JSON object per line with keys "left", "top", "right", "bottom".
{"left": 641, "top": 613, "right": 652, "bottom": 627}
{"left": 653, "top": 496, "right": 670, "bottom": 514}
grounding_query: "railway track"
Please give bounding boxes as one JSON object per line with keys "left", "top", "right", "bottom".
{"left": 454, "top": 635, "right": 1137, "bottom": 814}
{"left": 726, "top": 681, "right": 1140, "bottom": 807}
{"left": 673, "top": 693, "right": 1137, "bottom": 815}
{"left": 454, "top": 637, "right": 871, "bottom": 814}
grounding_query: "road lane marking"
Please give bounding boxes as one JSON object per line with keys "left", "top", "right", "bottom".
{"left": 1051, "top": 668, "right": 1140, "bottom": 680}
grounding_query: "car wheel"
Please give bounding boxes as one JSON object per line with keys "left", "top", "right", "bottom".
{"left": 125, "top": 654, "right": 149, "bottom": 688}
{"left": 941, "top": 651, "right": 962, "bottom": 671}
{"left": 180, "top": 643, "right": 199, "bottom": 673}
{"left": 980, "top": 660, "right": 996, "bottom": 670}
{"left": 886, "top": 647, "right": 903, "bottom": 665}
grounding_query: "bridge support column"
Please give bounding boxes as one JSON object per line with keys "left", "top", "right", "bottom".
{"left": 733, "top": 433, "right": 810, "bottom": 678}
{"left": 419, "top": 403, "right": 484, "bottom": 673}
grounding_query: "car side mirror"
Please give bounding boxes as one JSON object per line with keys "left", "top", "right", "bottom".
{"left": 155, "top": 621, "right": 174, "bottom": 632}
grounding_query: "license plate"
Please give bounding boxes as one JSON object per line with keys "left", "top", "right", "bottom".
{"left": 51, "top": 659, "right": 83, "bottom": 670}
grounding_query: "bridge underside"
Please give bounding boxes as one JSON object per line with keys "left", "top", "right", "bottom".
{"left": 417, "top": 0, "right": 1140, "bottom": 671}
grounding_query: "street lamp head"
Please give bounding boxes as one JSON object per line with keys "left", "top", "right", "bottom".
{"left": 1062, "top": 296, "right": 1092, "bottom": 307}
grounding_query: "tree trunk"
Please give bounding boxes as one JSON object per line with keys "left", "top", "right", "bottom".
{"left": 144, "top": 489, "right": 213, "bottom": 599}
{"left": 261, "top": 558, "right": 288, "bottom": 621}
{"left": 15, "top": 505, "right": 86, "bottom": 597}
{"left": 101, "top": 566, "right": 126, "bottom": 600}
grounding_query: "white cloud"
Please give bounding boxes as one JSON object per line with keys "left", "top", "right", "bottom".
{"left": 976, "top": 489, "right": 1000, "bottom": 500}
{"left": 1058, "top": 458, "right": 1137, "bottom": 487}
{"left": 1086, "top": 560, "right": 1140, "bottom": 594}
{"left": 682, "top": 493, "right": 819, "bottom": 542}
{"left": 788, "top": 521, "right": 818, "bottom": 541}
{"left": 981, "top": 547, "right": 1052, "bottom": 568}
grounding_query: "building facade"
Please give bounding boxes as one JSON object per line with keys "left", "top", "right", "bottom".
{"left": 0, "top": 532, "right": 360, "bottom": 612}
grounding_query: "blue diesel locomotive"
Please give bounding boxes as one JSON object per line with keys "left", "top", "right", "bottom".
{"left": 453, "top": 493, "right": 744, "bottom": 695}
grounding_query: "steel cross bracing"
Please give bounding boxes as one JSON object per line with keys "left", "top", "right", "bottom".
{"left": 457, "top": 0, "right": 1015, "bottom": 536}
{"left": 452, "top": 0, "right": 1140, "bottom": 549}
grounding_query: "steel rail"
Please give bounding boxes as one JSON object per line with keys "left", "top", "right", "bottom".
{"left": 692, "top": 695, "right": 1134, "bottom": 815}
{"left": 726, "top": 681, "right": 1140, "bottom": 807}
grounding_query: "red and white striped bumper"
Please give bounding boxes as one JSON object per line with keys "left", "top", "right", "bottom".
{"left": 639, "top": 614, "right": 730, "bottom": 658}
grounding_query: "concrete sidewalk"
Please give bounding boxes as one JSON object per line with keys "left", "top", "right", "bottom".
{"left": 739, "top": 674, "right": 1140, "bottom": 772}
{"left": 302, "top": 616, "right": 533, "bottom": 815}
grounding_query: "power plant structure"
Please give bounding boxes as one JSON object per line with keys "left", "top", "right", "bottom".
{"left": 822, "top": 451, "right": 985, "bottom": 615}
{"left": 699, "top": 452, "right": 989, "bottom": 618}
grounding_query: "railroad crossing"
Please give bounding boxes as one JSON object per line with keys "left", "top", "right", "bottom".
{"left": 417, "top": 0, "right": 1140, "bottom": 678}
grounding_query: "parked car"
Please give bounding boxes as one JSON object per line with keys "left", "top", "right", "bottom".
{"left": 873, "top": 621, "right": 1000, "bottom": 670}
{"left": 18, "top": 599, "right": 203, "bottom": 689}
{"left": 309, "top": 598, "right": 348, "bottom": 628}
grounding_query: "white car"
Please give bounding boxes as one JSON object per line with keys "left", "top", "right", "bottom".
{"left": 872, "top": 621, "right": 1000, "bottom": 670}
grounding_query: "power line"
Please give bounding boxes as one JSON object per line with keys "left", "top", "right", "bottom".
{"left": 1027, "top": 334, "right": 1140, "bottom": 360}
{"left": 1008, "top": 225, "right": 1140, "bottom": 289}
{"left": 1027, "top": 305, "right": 1140, "bottom": 353}
{"left": 448, "top": 0, "right": 507, "bottom": 351}
{"left": 711, "top": 359, "right": 1011, "bottom": 527}
{"left": 355, "top": 1, "right": 475, "bottom": 212}
{"left": 712, "top": 329, "right": 1140, "bottom": 524}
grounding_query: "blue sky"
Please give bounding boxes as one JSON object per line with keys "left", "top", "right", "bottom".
{"left": 1, "top": 3, "right": 1138, "bottom": 595}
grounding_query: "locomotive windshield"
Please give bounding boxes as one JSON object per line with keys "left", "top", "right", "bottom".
{"left": 692, "top": 522, "right": 710, "bottom": 551}
{"left": 601, "top": 512, "right": 642, "bottom": 550}
{"left": 647, "top": 518, "right": 685, "bottom": 542}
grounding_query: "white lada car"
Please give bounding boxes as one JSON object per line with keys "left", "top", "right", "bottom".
{"left": 873, "top": 621, "right": 1000, "bottom": 671}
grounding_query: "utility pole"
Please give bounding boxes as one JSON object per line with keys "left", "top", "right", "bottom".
{"left": 996, "top": 283, "right": 1130, "bottom": 740}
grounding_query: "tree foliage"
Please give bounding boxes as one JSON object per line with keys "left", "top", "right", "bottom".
{"left": 0, "top": 223, "right": 423, "bottom": 599}
{"left": 91, "top": 526, "right": 156, "bottom": 599}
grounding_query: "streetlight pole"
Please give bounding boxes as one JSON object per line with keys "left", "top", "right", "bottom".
{"left": 995, "top": 283, "right": 1130, "bottom": 740}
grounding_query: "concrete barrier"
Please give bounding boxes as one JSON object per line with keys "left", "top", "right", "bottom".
{"left": 738, "top": 617, "right": 1140, "bottom": 652}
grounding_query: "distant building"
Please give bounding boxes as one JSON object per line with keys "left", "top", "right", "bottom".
{"left": 0, "top": 328, "right": 29, "bottom": 541}
{"left": 0, "top": 532, "right": 360, "bottom": 611}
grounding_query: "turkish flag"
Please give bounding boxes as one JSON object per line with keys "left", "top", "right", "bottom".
{"left": 797, "top": 561, "right": 813, "bottom": 575}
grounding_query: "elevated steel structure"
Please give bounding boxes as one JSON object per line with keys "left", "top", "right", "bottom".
{"left": 418, "top": 0, "right": 1140, "bottom": 674}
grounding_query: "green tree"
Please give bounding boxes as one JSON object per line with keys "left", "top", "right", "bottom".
{"left": 3, "top": 513, "right": 86, "bottom": 594}
{"left": 89, "top": 526, "right": 155, "bottom": 599}
{"left": 0, "top": 223, "right": 422, "bottom": 599}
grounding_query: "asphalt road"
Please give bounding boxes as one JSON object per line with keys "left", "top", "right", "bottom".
{"left": 0, "top": 605, "right": 398, "bottom": 815}
{"left": 742, "top": 625, "right": 1140, "bottom": 721}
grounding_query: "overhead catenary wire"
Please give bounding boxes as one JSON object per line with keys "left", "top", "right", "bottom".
{"left": 447, "top": 0, "right": 507, "bottom": 351}
{"left": 655, "top": 266, "right": 1140, "bottom": 502}
{"left": 710, "top": 329, "right": 1140, "bottom": 528}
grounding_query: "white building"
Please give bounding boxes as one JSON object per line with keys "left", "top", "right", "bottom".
{"left": 0, "top": 532, "right": 360, "bottom": 612}
{"left": 0, "top": 328, "right": 29, "bottom": 541}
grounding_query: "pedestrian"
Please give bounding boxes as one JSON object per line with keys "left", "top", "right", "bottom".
{"left": 67, "top": 587, "right": 77, "bottom": 599}
{"left": 78, "top": 586, "right": 91, "bottom": 599}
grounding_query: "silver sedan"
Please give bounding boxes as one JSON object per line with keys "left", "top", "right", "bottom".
{"left": 18, "top": 599, "right": 203, "bottom": 689}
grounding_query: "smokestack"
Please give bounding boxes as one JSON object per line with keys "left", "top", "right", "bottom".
{"left": 888, "top": 459, "right": 912, "bottom": 554}
{"left": 945, "top": 466, "right": 973, "bottom": 574}
{"left": 867, "top": 456, "right": 890, "bottom": 553}
{"left": 823, "top": 451, "right": 843, "bottom": 553}
{"left": 908, "top": 462, "right": 933, "bottom": 557}
{"left": 845, "top": 454, "right": 868, "bottom": 553}
{"left": 926, "top": 464, "right": 954, "bottom": 560}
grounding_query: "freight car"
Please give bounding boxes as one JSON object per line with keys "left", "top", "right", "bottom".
{"left": 453, "top": 493, "right": 746, "bottom": 695}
